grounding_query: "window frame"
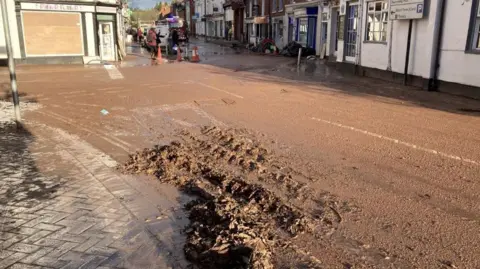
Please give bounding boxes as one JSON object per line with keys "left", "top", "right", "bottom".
{"left": 364, "top": 0, "right": 388, "bottom": 44}
{"left": 466, "top": 0, "right": 480, "bottom": 53}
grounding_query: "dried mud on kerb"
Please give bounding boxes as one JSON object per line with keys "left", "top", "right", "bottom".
{"left": 121, "top": 126, "right": 342, "bottom": 268}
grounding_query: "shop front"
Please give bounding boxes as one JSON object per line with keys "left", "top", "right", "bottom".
{"left": 271, "top": 16, "right": 284, "bottom": 49}
{"left": 253, "top": 16, "right": 268, "bottom": 44}
{"left": 9, "top": 1, "right": 121, "bottom": 64}
{"left": 293, "top": 7, "right": 318, "bottom": 49}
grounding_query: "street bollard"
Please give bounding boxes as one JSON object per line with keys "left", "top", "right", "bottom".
{"left": 297, "top": 48, "right": 302, "bottom": 70}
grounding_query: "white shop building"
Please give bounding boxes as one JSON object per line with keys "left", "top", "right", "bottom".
{"left": 0, "top": 0, "right": 123, "bottom": 64}
{"left": 319, "top": 0, "right": 480, "bottom": 96}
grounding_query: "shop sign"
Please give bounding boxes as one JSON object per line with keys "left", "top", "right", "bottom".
{"left": 294, "top": 8, "right": 306, "bottom": 17}
{"left": 253, "top": 16, "right": 268, "bottom": 24}
{"left": 390, "top": 0, "right": 424, "bottom": 20}
{"left": 96, "top": 6, "right": 117, "bottom": 14}
{"left": 339, "top": 0, "right": 346, "bottom": 15}
{"left": 21, "top": 2, "right": 94, "bottom": 12}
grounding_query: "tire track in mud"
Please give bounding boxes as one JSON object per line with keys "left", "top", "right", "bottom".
{"left": 120, "top": 126, "right": 402, "bottom": 268}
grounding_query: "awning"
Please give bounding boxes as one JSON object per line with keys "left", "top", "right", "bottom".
{"left": 253, "top": 16, "right": 268, "bottom": 24}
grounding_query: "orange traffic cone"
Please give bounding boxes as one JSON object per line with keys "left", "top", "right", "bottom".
{"left": 191, "top": 46, "right": 200, "bottom": 62}
{"left": 157, "top": 45, "right": 163, "bottom": 63}
{"left": 176, "top": 47, "right": 182, "bottom": 62}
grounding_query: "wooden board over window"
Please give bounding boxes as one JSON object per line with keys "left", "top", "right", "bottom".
{"left": 22, "top": 11, "right": 83, "bottom": 56}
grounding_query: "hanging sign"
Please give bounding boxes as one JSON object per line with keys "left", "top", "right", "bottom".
{"left": 390, "top": 0, "right": 425, "bottom": 20}
{"left": 339, "top": 0, "right": 346, "bottom": 16}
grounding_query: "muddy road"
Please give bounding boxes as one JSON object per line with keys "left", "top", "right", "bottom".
{"left": 4, "top": 52, "right": 480, "bottom": 268}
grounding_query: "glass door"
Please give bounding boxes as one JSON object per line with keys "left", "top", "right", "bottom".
{"left": 298, "top": 18, "right": 308, "bottom": 46}
{"left": 99, "top": 21, "right": 115, "bottom": 61}
{"left": 345, "top": 4, "right": 358, "bottom": 62}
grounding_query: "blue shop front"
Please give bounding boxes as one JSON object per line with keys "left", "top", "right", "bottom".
{"left": 293, "top": 6, "right": 318, "bottom": 49}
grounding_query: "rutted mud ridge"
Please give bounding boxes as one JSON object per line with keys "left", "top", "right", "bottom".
{"left": 121, "top": 127, "right": 341, "bottom": 268}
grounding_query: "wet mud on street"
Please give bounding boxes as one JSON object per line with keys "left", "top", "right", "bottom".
{"left": 2, "top": 41, "right": 480, "bottom": 268}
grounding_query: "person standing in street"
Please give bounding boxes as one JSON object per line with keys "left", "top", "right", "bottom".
{"left": 147, "top": 27, "right": 157, "bottom": 59}
{"left": 137, "top": 28, "right": 143, "bottom": 43}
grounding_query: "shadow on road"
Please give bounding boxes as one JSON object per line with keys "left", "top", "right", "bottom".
{"left": 0, "top": 122, "right": 61, "bottom": 221}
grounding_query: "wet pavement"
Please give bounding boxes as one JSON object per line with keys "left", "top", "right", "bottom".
{"left": 0, "top": 119, "right": 190, "bottom": 268}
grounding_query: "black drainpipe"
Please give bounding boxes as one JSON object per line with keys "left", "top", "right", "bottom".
{"left": 428, "top": 0, "right": 446, "bottom": 91}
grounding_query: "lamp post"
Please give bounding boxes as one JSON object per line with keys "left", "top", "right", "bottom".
{"left": 1, "top": 0, "right": 21, "bottom": 128}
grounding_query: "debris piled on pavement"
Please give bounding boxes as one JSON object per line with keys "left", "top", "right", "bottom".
{"left": 121, "top": 127, "right": 337, "bottom": 268}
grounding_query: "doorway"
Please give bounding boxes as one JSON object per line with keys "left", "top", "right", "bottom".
{"left": 99, "top": 21, "right": 115, "bottom": 61}
{"left": 330, "top": 9, "right": 339, "bottom": 58}
{"left": 344, "top": 4, "right": 358, "bottom": 62}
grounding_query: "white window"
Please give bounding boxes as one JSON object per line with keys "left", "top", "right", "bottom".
{"left": 468, "top": 1, "right": 480, "bottom": 50}
{"left": 365, "top": 1, "right": 388, "bottom": 42}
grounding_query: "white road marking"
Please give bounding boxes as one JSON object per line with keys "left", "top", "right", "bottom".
{"left": 311, "top": 117, "right": 479, "bottom": 166}
{"left": 97, "top": 86, "right": 122, "bottom": 91}
{"left": 39, "top": 110, "right": 133, "bottom": 152}
{"left": 197, "top": 82, "right": 244, "bottom": 99}
{"left": 147, "top": 84, "right": 172, "bottom": 89}
{"left": 58, "top": 90, "right": 87, "bottom": 95}
{"left": 135, "top": 102, "right": 225, "bottom": 127}
{"left": 105, "top": 89, "right": 131, "bottom": 94}
{"left": 104, "top": 65, "right": 124, "bottom": 80}
{"left": 65, "top": 101, "right": 101, "bottom": 107}
{"left": 63, "top": 93, "right": 96, "bottom": 98}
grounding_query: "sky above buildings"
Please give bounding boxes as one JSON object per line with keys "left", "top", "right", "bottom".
{"left": 129, "top": 0, "right": 169, "bottom": 9}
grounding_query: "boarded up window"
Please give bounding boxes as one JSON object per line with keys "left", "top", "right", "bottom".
{"left": 22, "top": 11, "right": 83, "bottom": 56}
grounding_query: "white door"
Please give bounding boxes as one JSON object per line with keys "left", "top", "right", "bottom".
{"left": 99, "top": 22, "right": 115, "bottom": 61}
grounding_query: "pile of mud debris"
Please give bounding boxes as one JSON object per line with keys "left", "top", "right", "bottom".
{"left": 121, "top": 127, "right": 340, "bottom": 268}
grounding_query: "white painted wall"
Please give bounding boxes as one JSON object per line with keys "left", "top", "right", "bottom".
{"left": 357, "top": 0, "right": 438, "bottom": 79}
{"left": 437, "top": 0, "right": 480, "bottom": 87}
{"left": 0, "top": 0, "right": 22, "bottom": 59}
{"left": 195, "top": 0, "right": 205, "bottom": 35}
{"left": 85, "top": 13, "right": 96, "bottom": 56}
{"left": 225, "top": 8, "right": 233, "bottom": 21}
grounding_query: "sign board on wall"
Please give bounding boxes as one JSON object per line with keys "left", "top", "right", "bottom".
{"left": 339, "top": 0, "right": 346, "bottom": 16}
{"left": 21, "top": 2, "right": 95, "bottom": 12}
{"left": 294, "top": 8, "right": 306, "bottom": 17}
{"left": 390, "top": 0, "right": 425, "bottom": 20}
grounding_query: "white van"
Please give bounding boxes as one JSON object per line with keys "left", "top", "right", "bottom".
{"left": 156, "top": 24, "right": 169, "bottom": 48}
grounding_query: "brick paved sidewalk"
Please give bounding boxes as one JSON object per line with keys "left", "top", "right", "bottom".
{"left": 0, "top": 122, "right": 189, "bottom": 269}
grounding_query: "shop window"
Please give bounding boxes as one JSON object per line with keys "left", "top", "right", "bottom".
{"left": 298, "top": 18, "right": 308, "bottom": 46}
{"left": 220, "top": 21, "right": 224, "bottom": 37}
{"left": 467, "top": 0, "right": 480, "bottom": 51}
{"left": 365, "top": 1, "right": 388, "bottom": 42}
{"left": 278, "top": 21, "right": 283, "bottom": 37}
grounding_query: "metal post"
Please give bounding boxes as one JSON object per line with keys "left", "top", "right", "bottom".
{"left": 204, "top": 0, "right": 207, "bottom": 41}
{"left": 404, "top": 19, "right": 413, "bottom": 86}
{"left": 297, "top": 47, "right": 302, "bottom": 69}
{"left": 1, "top": 0, "right": 21, "bottom": 127}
